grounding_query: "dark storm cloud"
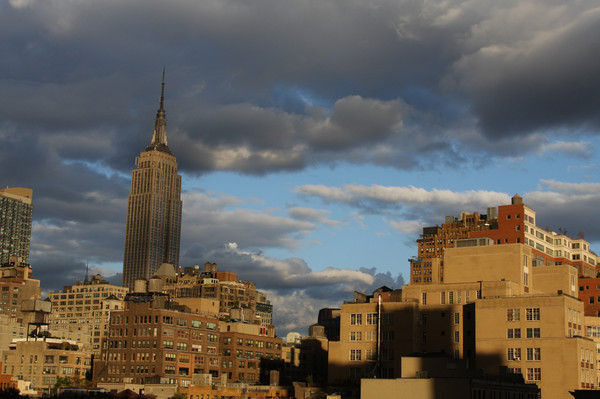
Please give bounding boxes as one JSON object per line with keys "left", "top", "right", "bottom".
{"left": 2, "top": 0, "right": 598, "bottom": 181}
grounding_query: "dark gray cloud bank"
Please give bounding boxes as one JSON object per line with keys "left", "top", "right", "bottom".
{"left": 1, "top": 0, "right": 599, "bottom": 333}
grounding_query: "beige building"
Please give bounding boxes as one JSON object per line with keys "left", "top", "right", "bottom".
{"left": 2, "top": 338, "right": 91, "bottom": 391}
{"left": 0, "top": 259, "right": 41, "bottom": 321}
{"left": 48, "top": 274, "right": 127, "bottom": 352}
{"left": 361, "top": 356, "right": 539, "bottom": 399}
{"left": 122, "top": 73, "right": 182, "bottom": 289}
{"left": 0, "top": 188, "right": 33, "bottom": 265}
{"left": 156, "top": 263, "right": 273, "bottom": 326}
{"left": 326, "top": 241, "right": 595, "bottom": 399}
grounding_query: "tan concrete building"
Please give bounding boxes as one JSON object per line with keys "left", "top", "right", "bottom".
{"left": 1, "top": 338, "right": 91, "bottom": 392}
{"left": 48, "top": 274, "right": 127, "bottom": 352}
{"left": 122, "top": 73, "right": 182, "bottom": 289}
{"left": 325, "top": 242, "right": 595, "bottom": 399}
{"left": 0, "top": 259, "right": 41, "bottom": 321}
{"left": 361, "top": 356, "right": 540, "bottom": 399}
{"left": 0, "top": 188, "right": 33, "bottom": 265}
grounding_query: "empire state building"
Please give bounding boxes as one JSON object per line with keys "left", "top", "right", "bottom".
{"left": 122, "top": 73, "right": 182, "bottom": 289}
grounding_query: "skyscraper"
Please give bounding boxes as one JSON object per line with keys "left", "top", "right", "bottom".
{"left": 0, "top": 187, "right": 33, "bottom": 264}
{"left": 122, "top": 72, "right": 182, "bottom": 289}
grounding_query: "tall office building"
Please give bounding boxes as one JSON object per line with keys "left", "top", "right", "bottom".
{"left": 0, "top": 187, "right": 33, "bottom": 265}
{"left": 122, "top": 73, "right": 182, "bottom": 289}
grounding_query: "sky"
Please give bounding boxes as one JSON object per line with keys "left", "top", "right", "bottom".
{"left": 2, "top": 0, "right": 600, "bottom": 335}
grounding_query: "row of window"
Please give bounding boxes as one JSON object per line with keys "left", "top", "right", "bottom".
{"left": 507, "top": 347, "right": 541, "bottom": 361}
{"left": 507, "top": 308, "right": 540, "bottom": 322}
{"left": 507, "top": 328, "right": 540, "bottom": 339}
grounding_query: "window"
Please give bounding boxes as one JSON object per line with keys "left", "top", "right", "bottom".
{"left": 507, "top": 348, "right": 521, "bottom": 361}
{"left": 422, "top": 292, "right": 427, "bottom": 305}
{"left": 527, "top": 368, "right": 541, "bottom": 381}
{"left": 526, "top": 328, "right": 540, "bottom": 338}
{"left": 449, "top": 292, "right": 454, "bottom": 304}
{"left": 454, "top": 313, "right": 460, "bottom": 325}
{"left": 350, "top": 314, "right": 362, "bottom": 325}
{"left": 366, "top": 313, "right": 377, "bottom": 325}
{"left": 441, "top": 292, "right": 446, "bottom": 304}
{"left": 350, "top": 331, "right": 362, "bottom": 341}
{"left": 507, "top": 328, "right": 521, "bottom": 339}
{"left": 526, "top": 348, "right": 541, "bottom": 361}
{"left": 526, "top": 308, "right": 540, "bottom": 321}
{"left": 507, "top": 309, "right": 520, "bottom": 322}
{"left": 590, "top": 297, "right": 595, "bottom": 304}
{"left": 454, "top": 331, "right": 460, "bottom": 343}
{"left": 350, "top": 349, "right": 362, "bottom": 361}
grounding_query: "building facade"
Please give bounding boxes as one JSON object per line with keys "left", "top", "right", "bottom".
{"left": 326, "top": 241, "right": 594, "bottom": 399}
{"left": 48, "top": 274, "right": 128, "bottom": 353}
{"left": 122, "top": 75, "right": 182, "bottom": 289}
{"left": 2, "top": 338, "right": 91, "bottom": 391}
{"left": 96, "top": 292, "right": 223, "bottom": 387}
{"left": 0, "top": 260, "right": 41, "bottom": 321}
{"left": 0, "top": 188, "right": 33, "bottom": 265}
{"left": 411, "top": 194, "right": 599, "bottom": 284}
{"left": 219, "top": 321, "right": 282, "bottom": 384}
{"left": 156, "top": 263, "right": 273, "bottom": 326}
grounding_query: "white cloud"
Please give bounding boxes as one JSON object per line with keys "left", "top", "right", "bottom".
{"left": 287, "top": 206, "right": 342, "bottom": 227}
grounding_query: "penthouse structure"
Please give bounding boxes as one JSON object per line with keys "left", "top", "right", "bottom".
{"left": 411, "top": 194, "right": 599, "bottom": 284}
{"left": 0, "top": 188, "right": 33, "bottom": 265}
{"left": 48, "top": 274, "right": 128, "bottom": 352}
{"left": 326, "top": 241, "right": 593, "bottom": 399}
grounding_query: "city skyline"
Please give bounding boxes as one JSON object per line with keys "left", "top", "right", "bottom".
{"left": 1, "top": 0, "right": 600, "bottom": 335}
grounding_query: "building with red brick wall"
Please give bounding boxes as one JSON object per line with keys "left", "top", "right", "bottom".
{"left": 578, "top": 278, "right": 600, "bottom": 316}
{"left": 95, "top": 292, "right": 222, "bottom": 387}
{"left": 410, "top": 194, "right": 599, "bottom": 285}
{"left": 0, "top": 362, "right": 16, "bottom": 391}
{"left": 219, "top": 321, "right": 282, "bottom": 384}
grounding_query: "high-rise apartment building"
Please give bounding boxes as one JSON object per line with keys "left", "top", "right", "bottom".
{"left": 411, "top": 194, "right": 599, "bottom": 284}
{"left": 0, "top": 188, "right": 33, "bottom": 265}
{"left": 122, "top": 74, "right": 182, "bottom": 289}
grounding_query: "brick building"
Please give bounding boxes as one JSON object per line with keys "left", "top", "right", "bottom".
{"left": 219, "top": 321, "right": 281, "bottom": 384}
{"left": 96, "top": 292, "right": 222, "bottom": 387}
{"left": 411, "top": 194, "right": 599, "bottom": 284}
{"left": 578, "top": 277, "right": 600, "bottom": 316}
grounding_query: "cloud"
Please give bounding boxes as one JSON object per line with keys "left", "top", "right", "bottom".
{"left": 1, "top": 0, "right": 598, "bottom": 181}
{"left": 297, "top": 180, "right": 600, "bottom": 245}
{"left": 180, "top": 192, "right": 319, "bottom": 256}
{"left": 296, "top": 184, "right": 510, "bottom": 218}
{"left": 287, "top": 207, "right": 342, "bottom": 227}
{"left": 189, "top": 242, "right": 405, "bottom": 335}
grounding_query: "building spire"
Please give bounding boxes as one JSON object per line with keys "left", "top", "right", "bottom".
{"left": 146, "top": 67, "right": 172, "bottom": 154}
{"left": 160, "top": 67, "right": 165, "bottom": 111}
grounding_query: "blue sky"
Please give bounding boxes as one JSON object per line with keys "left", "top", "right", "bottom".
{"left": 2, "top": 0, "right": 600, "bottom": 334}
